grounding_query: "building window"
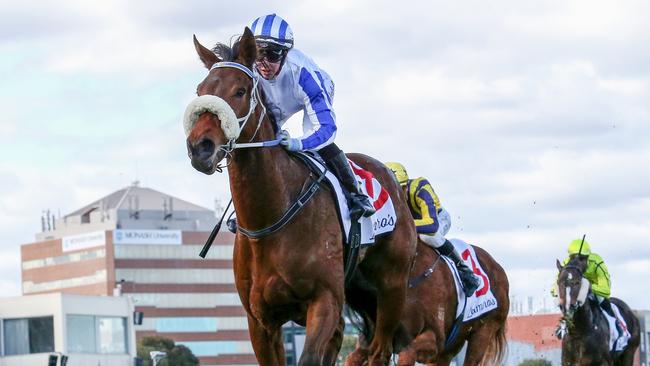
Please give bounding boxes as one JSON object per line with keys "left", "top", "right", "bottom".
{"left": 66, "top": 315, "right": 127, "bottom": 354}
{"left": 67, "top": 315, "right": 96, "bottom": 353}
{"left": 98, "top": 317, "right": 127, "bottom": 354}
{"left": 3, "top": 316, "right": 54, "bottom": 355}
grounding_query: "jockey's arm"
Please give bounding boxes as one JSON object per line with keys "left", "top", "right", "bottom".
{"left": 413, "top": 184, "right": 440, "bottom": 235}
{"left": 296, "top": 67, "right": 337, "bottom": 151}
{"left": 590, "top": 257, "right": 612, "bottom": 298}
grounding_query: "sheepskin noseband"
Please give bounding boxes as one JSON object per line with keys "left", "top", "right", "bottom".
{"left": 183, "top": 95, "right": 241, "bottom": 141}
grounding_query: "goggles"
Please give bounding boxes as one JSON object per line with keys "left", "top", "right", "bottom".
{"left": 256, "top": 48, "right": 285, "bottom": 63}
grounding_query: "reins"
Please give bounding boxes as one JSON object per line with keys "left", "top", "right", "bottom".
{"left": 198, "top": 62, "right": 325, "bottom": 257}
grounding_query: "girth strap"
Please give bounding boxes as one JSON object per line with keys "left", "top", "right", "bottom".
{"left": 237, "top": 152, "right": 326, "bottom": 239}
{"left": 408, "top": 253, "right": 441, "bottom": 288}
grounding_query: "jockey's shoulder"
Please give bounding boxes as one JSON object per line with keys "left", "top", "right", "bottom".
{"left": 411, "top": 177, "right": 434, "bottom": 189}
{"left": 587, "top": 252, "right": 605, "bottom": 263}
{"left": 411, "top": 176, "right": 429, "bottom": 183}
{"left": 285, "top": 48, "right": 321, "bottom": 72}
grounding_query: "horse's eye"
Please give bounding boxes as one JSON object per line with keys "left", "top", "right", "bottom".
{"left": 235, "top": 88, "right": 246, "bottom": 97}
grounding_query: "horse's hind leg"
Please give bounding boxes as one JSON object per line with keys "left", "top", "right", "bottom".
{"left": 299, "top": 290, "right": 343, "bottom": 366}
{"left": 367, "top": 265, "right": 411, "bottom": 365}
{"left": 322, "top": 317, "right": 345, "bottom": 366}
{"left": 616, "top": 349, "right": 636, "bottom": 366}
{"left": 246, "top": 315, "right": 285, "bottom": 366}
{"left": 462, "top": 321, "right": 501, "bottom": 366}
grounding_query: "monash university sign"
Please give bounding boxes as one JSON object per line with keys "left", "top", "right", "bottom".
{"left": 113, "top": 229, "right": 182, "bottom": 245}
{"left": 62, "top": 231, "right": 106, "bottom": 252}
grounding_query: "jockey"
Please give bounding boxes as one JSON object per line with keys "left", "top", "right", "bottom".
{"left": 554, "top": 238, "right": 622, "bottom": 331}
{"left": 385, "top": 162, "right": 479, "bottom": 297}
{"left": 249, "top": 13, "right": 375, "bottom": 219}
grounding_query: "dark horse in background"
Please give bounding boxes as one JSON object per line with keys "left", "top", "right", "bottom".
{"left": 185, "top": 27, "right": 417, "bottom": 365}
{"left": 347, "top": 239, "right": 509, "bottom": 366}
{"left": 556, "top": 258, "right": 640, "bottom": 365}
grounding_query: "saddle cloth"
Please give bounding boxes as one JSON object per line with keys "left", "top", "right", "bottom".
{"left": 442, "top": 239, "right": 498, "bottom": 322}
{"left": 303, "top": 154, "right": 396, "bottom": 245}
{"left": 603, "top": 302, "right": 631, "bottom": 352}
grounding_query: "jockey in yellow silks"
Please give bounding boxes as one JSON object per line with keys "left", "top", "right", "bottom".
{"left": 385, "top": 162, "right": 479, "bottom": 297}
{"left": 554, "top": 238, "right": 620, "bottom": 325}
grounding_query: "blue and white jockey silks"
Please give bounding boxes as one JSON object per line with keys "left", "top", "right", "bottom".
{"left": 250, "top": 14, "right": 294, "bottom": 48}
{"left": 255, "top": 48, "right": 337, "bottom": 151}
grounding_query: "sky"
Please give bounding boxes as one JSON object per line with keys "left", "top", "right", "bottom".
{"left": 1, "top": 0, "right": 649, "bottom": 310}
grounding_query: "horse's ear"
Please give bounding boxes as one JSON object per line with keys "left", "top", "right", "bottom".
{"left": 193, "top": 34, "right": 221, "bottom": 70}
{"left": 556, "top": 259, "right": 563, "bottom": 272}
{"left": 236, "top": 27, "right": 257, "bottom": 69}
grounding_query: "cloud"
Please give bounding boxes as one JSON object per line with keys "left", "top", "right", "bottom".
{"left": 1, "top": 1, "right": 650, "bottom": 310}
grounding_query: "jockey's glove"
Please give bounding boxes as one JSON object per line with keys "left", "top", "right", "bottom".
{"left": 278, "top": 130, "right": 303, "bottom": 151}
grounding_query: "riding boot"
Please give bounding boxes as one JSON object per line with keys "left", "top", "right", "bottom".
{"left": 438, "top": 240, "right": 480, "bottom": 297}
{"left": 326, "top": 150, "right": 376, "bottom": 219}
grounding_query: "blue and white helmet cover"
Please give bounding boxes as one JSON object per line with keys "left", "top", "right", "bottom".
{"left": 250, "top": 13, "right": 294, "bottom": 49}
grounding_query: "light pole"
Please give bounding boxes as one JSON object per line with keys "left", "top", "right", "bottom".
{"left": 149, "top": 351, "right": 166, "bottom": 366}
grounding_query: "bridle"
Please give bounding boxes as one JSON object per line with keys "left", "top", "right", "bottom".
{"left": 193, "top": 61, "right": 327, "bottom": 255}
{"left": 560, "top": 264, "right": 588, "bottom": 314}
{"left": 206, "top": 61, "right": 281, "bottom": 167}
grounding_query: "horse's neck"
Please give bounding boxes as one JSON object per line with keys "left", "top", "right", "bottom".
{"left": 227, "top": 114, "right": 306, "bottom": 232}
{"left": 571, "top": 296, "right": 597, "bottom": 336}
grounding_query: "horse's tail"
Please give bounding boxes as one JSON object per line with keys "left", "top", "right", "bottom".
{"left": 480, "top": 321, "right": 507, "bottom": 366}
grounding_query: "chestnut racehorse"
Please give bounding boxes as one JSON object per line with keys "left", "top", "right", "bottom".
{"left": 185, "top": 27, "right": 417, "bottom": 365}
{"left": 556, "top": 258, "right": 640, "bottom": 365}
{"left": 346, "top": 239, "right": 509, "bottom": 366}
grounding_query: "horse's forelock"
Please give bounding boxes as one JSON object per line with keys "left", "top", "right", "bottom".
{"left": 212, "top": 43, "right": 236, "bottom": 62}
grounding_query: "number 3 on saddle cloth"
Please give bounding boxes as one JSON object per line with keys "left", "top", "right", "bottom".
{"left": 443, "top": 239, "right": 499, "bottom": 322}
{"left": 303, "top": 153, "right": 397, "bottom": 247}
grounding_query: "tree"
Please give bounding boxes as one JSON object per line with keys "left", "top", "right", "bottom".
{"left": 519, "top": 359, "right": 553, "bottom": 366}
{"left": 137, "top": 336, "right": 198, "bottom": 366}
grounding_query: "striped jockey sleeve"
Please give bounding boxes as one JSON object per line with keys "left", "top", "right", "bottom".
{"left": 410, "top": 179, "right": 440, "bottom": 234}
{"left": 297, "top": 67, "right": 337, "bottom": 151}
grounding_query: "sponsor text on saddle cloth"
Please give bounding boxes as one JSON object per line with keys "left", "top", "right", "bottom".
{"left": 303, "top": 154, "right": 396, "bottom": 245}
{"left": 605, "top": 302, "right": 632, "bottom": 352}
{"left": 443, "top": 239, "right": 498, "bottom": 321}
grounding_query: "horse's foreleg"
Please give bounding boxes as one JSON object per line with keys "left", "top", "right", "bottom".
{"left": 246, "top": 315, "right": 284, "bottom": 366}
{"left": 410, "top": 331, "right": 440, "bottom": 364}
{"left": 322, "top": 316, "right": 345, "bottom": 366}
{"left": 299, "top": 291, "right": 343, "bottom": 366}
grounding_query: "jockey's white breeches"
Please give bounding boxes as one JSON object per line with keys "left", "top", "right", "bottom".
{"left": 419, "top": 207, "right": 451, "bottom": 248}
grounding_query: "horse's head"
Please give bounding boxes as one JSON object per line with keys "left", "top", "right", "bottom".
{"left": 184, "top": 27, "right": 261, "bottom": 174}
{"left": 556, "top": 258, "right": 590, "bottom": 319}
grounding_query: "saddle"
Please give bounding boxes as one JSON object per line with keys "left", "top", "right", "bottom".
{"left": 219, "top": 151, "right": 397, "bottom": 285}
{"left": 588, "top": 295, "right": 631, "bottom": 352}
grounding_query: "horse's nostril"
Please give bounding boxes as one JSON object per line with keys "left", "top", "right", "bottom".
{"left": 196, "top": 139, "right": 215, "bottom": 160}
